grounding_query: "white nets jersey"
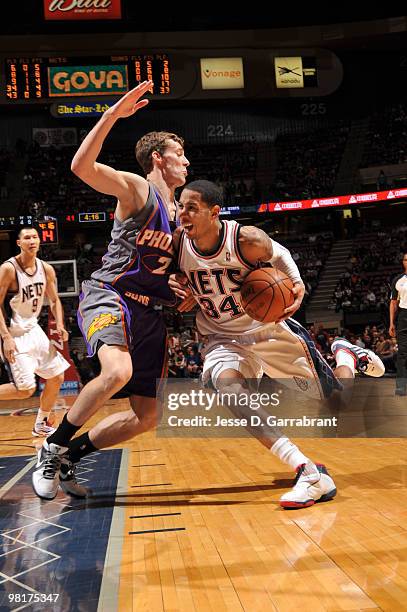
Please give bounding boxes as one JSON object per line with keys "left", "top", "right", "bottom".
{"left": 178, "top": 220, "right": 266, "bottom": 336}
{"left": 7, "top": 257, "right": 46, "bottom": 335}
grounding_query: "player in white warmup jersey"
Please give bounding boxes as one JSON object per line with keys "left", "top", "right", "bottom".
{"left": 171, "top": 180, "right": 385, "bottom": 508}
{"left": 0, "top": 227, "right": 70, "bottom": 436}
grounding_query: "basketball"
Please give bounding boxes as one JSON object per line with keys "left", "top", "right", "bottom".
{"left": 240, "top": 267, "right": 295, "bottom": 323}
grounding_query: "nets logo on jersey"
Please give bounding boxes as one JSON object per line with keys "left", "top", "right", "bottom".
{"left": 294, "top": 376, "right": 309, "bottom": 391}
{"left": 87, "top": 313, "right": 118, "bottom": 340}
{"left": 22, "top": 282, "right": 44, "bottom": 302}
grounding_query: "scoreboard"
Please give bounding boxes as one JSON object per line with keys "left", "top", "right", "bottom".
{"left": 0, "top": 216, "right": 58, "bottom": 244}
{"left": 37, "top": 219, "right": 58, "bottom": 244}
{"left": 2, "top": 49, "right": 344, "bottom": 103}
{"left": 5, "top": 54, "right": 171, "bottom": 101}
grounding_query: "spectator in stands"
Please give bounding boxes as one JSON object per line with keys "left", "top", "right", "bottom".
{"left": 175, "top": 350, "right": 186, "bottom": 377}
{"left": 315, "top": 324, "right": 330, "bottom": 354}
{"left": 167, "top": 356, "right": 177, "bottom": 377}
{"left": 376, "top": 170, "right": 389, "bottom": 191}
{"left": 186, "top": 347, "right": 202, "bottom": 378}
{"left": 355, "top": 335, "right": 365, "bottom": 348}
{"left": 366, "top": 289, "right": 376, "bottom": 307}
{"left": 375, "top": 333, "right": 396, "bottom": 372}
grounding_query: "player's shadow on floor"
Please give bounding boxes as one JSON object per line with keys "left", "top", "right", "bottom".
{"left": 58, "top": 481, "right": 290, "bottom": 511}
{"left": 332, "top": 463, "right": 407, "bottom": 489}
{"left": 0, "top": 437, "right": 36, "bottom": 443}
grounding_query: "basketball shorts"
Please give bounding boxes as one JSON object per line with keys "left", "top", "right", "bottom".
{"left": 202, "top": 318, "right": 342, "bottom": 400}
{"left": 1, "top": 324, "right": 69, "bottom": 390}
{"left": 77, "top": 280, "right": 167, "bottom": 398}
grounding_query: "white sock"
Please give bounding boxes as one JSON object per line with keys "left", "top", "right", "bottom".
{"left": 271, "top": 437, "right": 317, "bottom": 472}
{"left": 335, "top": 349, "right": 356, "bottom": 376}
{"left": 35, "top": 409, "right": 50, "bottom": 426}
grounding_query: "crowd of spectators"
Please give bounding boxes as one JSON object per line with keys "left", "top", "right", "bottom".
{"left": 13, "top": 106, "right": 406, "bottom": 219}
{"left": 183, "top": 141, "right": 259, "bottom": 205}
{"left": 282, "top": 232, "right": 333, "bottom": 303}
{"left": 361, "top": 102, "right": 407, "bottom": 167}
{"left": 330, "top": 226, "right": 407, "bottom": 313}
{"left": 271, "top": 123, "right": 350, "bottom": 200}
{"left": 167, "top": 329, "right": 204, "bottom": 378}
{"left": 0, "top": 98, "right": 404, "bottom": 221}
{"left": 18, "top": 139, "right": 260, "bottom": 216}
{"left": 19, "top": 143, "right": 132, "bottom": 217}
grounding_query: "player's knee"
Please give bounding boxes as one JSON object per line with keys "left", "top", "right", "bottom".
{"left": 216, "top": 380, "right": 249, "bottom": 397}
{"left": 56, "top": 372, "right": 65, "bottom": 385}
{"left": 216, "top": 380, "right": 251, "bottom": 416}
{"left": 16, "top": 386, "right": 36, "bottom": 399}
{"left": 48, "top": 372, "right": 65, "bottom": 387}
{"left": 101, "top": 366, "right": 132, "bottom": 392}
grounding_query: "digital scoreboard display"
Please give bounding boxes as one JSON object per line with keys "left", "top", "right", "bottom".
{"left": 38, "top": 219, "right": 58, "bottom": 244}
{"left": 0, "top": 215, "right": 34, "bottom": 228}
{"left": 5, "top": 54, "right": 171, "bottom": 101}
{"left": 78, "top": 212, "right": 106, "bottom": 223}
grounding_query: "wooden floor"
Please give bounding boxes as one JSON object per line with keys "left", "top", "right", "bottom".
{"left": 1, "top": 381, "right": 407, "bottom": 611}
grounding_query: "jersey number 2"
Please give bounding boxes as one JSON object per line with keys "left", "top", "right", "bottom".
{"left": 152, "top": 257, "right": 172, "bottom": 275}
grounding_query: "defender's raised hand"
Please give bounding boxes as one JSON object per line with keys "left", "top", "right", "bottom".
{"left": 106, "top": 80, "right": 154, "bottom": 119}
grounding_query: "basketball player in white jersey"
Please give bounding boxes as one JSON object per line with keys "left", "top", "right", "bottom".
{"left": 0, "top": 227, "right": 70, "bottom": 437}
{"left": 171, "top": 180, "right": 385, "bottom": 508}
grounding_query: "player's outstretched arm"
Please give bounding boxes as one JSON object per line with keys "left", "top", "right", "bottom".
{"left": 389, "top": 299, "right": 398, "bottom": 337}
{"left": 71, "top": 80, "right": 153, "bottom": 217}
{"left": 0, "top": 263, "right": 17, "bottom": 363}
{"left": 239, "top": 226, "right": 305, "bottom": 320}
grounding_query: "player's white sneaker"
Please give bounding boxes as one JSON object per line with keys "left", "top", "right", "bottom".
{"left": 59, "top": 458, "right": 88, "bottom": 498}
{"left": 32, "top": 441, "right": 68, "bottom": 500}
{"left": 331, "top": 337, "right": 385, "bottom": 377}
{"left": 280, "top": 462, "right": 337, "bottom": 509}
{"left": 31, "top": 420, "right": 56, "bottom": 438}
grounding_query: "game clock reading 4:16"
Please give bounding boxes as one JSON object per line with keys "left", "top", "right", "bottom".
{"left": 78, "top": 212, "right": 106, "bottom": 223}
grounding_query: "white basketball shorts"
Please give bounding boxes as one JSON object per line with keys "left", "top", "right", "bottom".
{"left": 1, "top": 324, "right": 69, "bottom": 390}
{"left": 202, "top": 318, "right": 342, "bottom": 400}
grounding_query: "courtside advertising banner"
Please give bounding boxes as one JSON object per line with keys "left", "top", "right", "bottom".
{"left": 258, "top": 188, "right": 407, "bottom": 213}
{"left": 48, "top": 65, "right": 128, "bottom": 96}
{"left": 200, "top": 58, "right": 244, "bottom": 90}
{"left": 43, "top": 0, "right": 122, "bottom": 21}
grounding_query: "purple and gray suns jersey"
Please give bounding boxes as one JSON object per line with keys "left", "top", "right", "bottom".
{"left": 91, "top": 183, "right": 176, "bottom": 306}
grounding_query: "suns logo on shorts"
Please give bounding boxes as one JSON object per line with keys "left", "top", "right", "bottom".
{"left": 87, "top": 313, "right": 118, "bottom": 341}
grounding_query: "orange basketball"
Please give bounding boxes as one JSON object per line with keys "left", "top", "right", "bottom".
{"left": 240, "top": 267, "right": 295, "bottom": 323}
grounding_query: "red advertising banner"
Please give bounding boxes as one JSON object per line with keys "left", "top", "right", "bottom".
{"left": 258, "top": 188, "right": 407, "bottom": 214}
{"left": 44, "top": 0, "right": 121, "bottom": 21}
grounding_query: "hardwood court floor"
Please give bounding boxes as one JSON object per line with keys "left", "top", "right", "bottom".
{"left": 0, "top": 382, "right": 407, "bottom": 611}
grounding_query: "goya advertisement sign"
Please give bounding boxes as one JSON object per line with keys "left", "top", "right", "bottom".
{"left": 48, "top": 65, "right": 128, "bottom": 96}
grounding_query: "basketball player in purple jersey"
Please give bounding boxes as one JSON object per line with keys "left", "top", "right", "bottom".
{"left": 32, "top": 81, "right": 189, "bottom": 499}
